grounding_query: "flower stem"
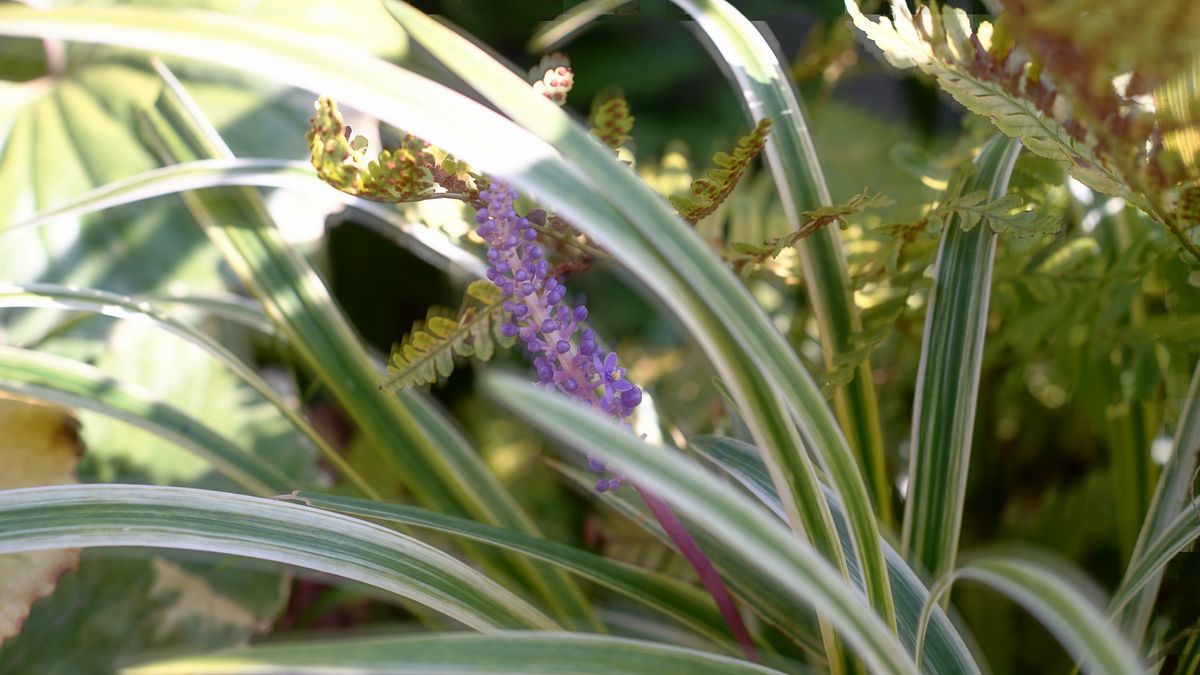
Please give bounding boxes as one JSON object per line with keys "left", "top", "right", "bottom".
{"left": 634, "top": 484, "right": 760, "bottom": 663}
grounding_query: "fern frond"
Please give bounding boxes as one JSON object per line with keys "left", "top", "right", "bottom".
{"left": 381, "top": 281, "right": 513, "bottom": 392}
{"left": 529, "top": 52, "right": 574, "bottom": 106}
{"left": 671, "top": 119, "right": 772, "bottom": 225}
{"left": 307, "top": 96, "right": 442, "bottom": 203}
{"left": 844, "top": 1, "right": 1141, "bottom": 208}
{"left": 589, "top": 96, "right": 635, "bottom": 150}
{"left": 729, "top": 188, "right": 893, "bottom": 275}
{"left": 940, "top": 191, "right": 1061, "bottom": 237}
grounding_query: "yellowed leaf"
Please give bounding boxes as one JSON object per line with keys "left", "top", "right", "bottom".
{"left": 0, "top": 398, "right": 84, "bottom": 644}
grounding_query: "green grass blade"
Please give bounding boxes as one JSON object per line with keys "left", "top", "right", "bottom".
{"left": 691, "top": 435, "right": 981, "bottom": 675}
{"left": 902, "top": 135, "right": 1022, "bottom": 581}
{"left": 289, "top": 491, "right": 736, "bottom": 649}
{"left": 137, "top": 66, "right": 598, "bottom": 630}
{"left": 0, "top": 484, "right": 556, "bottom": 631}
{"left": 126, "top": 632, "right": 786, "bottom": 674}
{"left": 0, "top": 344, "right": 289, "bottom": 497}
{"left": 2, "top": 158, "right": 484, "bottom": 277}
{"left": 383, "top": 0, "right": 896, "bottom": 643}
{"left": 140, "top": 291, "right": 280, "bottom": 337}
{"left": 668, "top": 0, "right": 892, "bottom": 536}
{"left": 1114, "top": 361, "right": 1200, "bottom": 638}
{"left": 484, "top": 372, "right": 918, "bottom": 675}
{"left": 1111, "top": 497, "right": 1200, "bottom": 617}
{"left": 919, "top": 555, "right": 1142, "bottom": 675}
{"left": 0, "top": 282, "right": 377, "bottom": 499}
{"left": 528, "top": 0, "right": 631, "bottom": 52}
{"left": 552, "top": 459, "right": 828, "bottom": 661}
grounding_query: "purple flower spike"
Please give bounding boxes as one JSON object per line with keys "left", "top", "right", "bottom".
{"left": 476, "top": 180, "right": 643, "bottom": 491}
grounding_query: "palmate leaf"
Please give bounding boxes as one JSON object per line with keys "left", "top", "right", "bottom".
{"left": 844, "top": 1, "right": 1138, "bottom": 208}
{"left": 672, "top": 119, "right": 772, "bottom": 225}
{"left": 383, "top": 281, "right": 514, "bottom": 392}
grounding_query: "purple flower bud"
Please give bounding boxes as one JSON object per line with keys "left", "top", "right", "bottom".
{"left": 586, "top": 457, "right": 606, "bottom": 473}
{"left": 514, "top": 305, "right": 529, "bottom": 319}
{"left": 573, "top": 306, "right": 588, "bottom": 321}
{"left": 620, "top": 387, "right": 642, "bottom": 409}
{"left": 556, "top": 340, "right": 571, "bottom": 354}
{"left": 500, "top": 323, "right": 518, "bottom": 337}
{"left": 541, "top": 319, "right": 557, "bottom": 333}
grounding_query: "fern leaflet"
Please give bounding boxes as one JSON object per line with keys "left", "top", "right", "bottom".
{"left": 382, "top": 281, "right": 514, "bottom": 391}
{"left": 729, "top": 189, "right": 893, "bottom": 275}
{"left": 589, "top": 96, "right": 635, "bottom": 150}
{"left": 672, "top": 119, "right": 772, "bottom": 225}
{"left": 308, "top": 96, "right": 476, "bottom": 203}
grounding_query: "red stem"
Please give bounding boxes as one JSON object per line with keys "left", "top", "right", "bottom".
{"left": 634, "top": 484, "right": 761, "bottom": 663}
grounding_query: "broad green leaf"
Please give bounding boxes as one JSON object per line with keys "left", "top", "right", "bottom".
{"left": 690, "top": 435, "right": 981, "bottom": 675}
{"left": 902, "top": 135, "right": 1022, "bottom": 581}
{"left": 0, "top": 282, "right": 376, "bottom": 499}
{"left": 0, "top": 344, "right": 290, "bottom": 497}
{"left": 1115, "top": 361, "right": 1200, "bottom": 641}
{"left": 0, "top": 400, "right": 82, "bottom": 644}
{"left": 919, "top": 555, "right": 1142, "bottom": 675}
{"left": 0, "top": 484, "right": 556, "bottom": 632}
{"left": 137, "top": 62, "right": 597, "bottom": 629}
{"left": 484, "top": 372, "right": 918, "bottom": 675}
{"left": 289, "top": 491, "right": 736, "bottom": 650}
{"left": 0, "top": 551, "right": 285, "bottom": 674}
{"left": 127, "top": 632, "right": 785, "bottom": 674}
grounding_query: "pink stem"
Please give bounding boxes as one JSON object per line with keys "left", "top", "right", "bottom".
{"left": 635, "top": 484, "right": 761, "bottom": 663}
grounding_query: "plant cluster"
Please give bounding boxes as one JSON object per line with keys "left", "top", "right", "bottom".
{"left": 0, "top": 1, "right": 1197, "bottom": 674}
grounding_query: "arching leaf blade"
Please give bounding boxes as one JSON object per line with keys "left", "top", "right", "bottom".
{"left": 484, "top": 372, "right": 918, "bottom": 675}
{"left": 902, "top": 136, "right": 1022, "bottom": 581}
{"left": 290, "top": 491, "right": 737, "bottom": 650}
{"left": 126, "top": 632, "right": 785, "bottom": 674}
{"left": 691, "top": 435, "right": 982, "bottom": 675}
{"left": 920, "top": 555, "right": 1142, "bottom": 675}
{"left": 0, "top": 484, "right": 556, "bottom": 632}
